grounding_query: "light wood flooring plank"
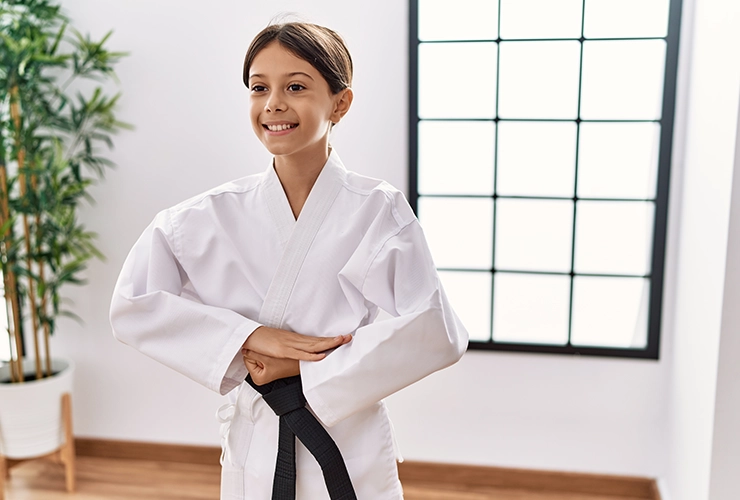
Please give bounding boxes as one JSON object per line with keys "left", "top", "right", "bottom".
{"left": 5, "top": 456, "right": 220, "bottom": 500}
{"left": 403, "top": 482, "right": 653, "bottom": 500}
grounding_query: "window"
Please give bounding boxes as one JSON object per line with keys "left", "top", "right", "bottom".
{"left": 409, "top": 0, "right": 683, "bottom": 358}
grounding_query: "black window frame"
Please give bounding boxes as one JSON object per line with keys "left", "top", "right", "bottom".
{"left": 408, "top": 0, "right": 684, "bottom": 359}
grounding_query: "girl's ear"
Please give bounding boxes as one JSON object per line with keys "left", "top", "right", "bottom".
{"left": 330, "top": 88, "right": 354, "bottom": 125}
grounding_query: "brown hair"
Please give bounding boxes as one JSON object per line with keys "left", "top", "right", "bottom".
{"left": 243, "top": 22, "right": 353, "bottom": 95}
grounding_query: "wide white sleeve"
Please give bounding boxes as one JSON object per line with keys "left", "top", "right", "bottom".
{"left": 300, "top": 219, "right": 468, "bottom": 427}
{"left": 109, "top": 210, "right": 260, "bottom": 395}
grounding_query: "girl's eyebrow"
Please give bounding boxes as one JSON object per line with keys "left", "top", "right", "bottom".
{"left": 248, "top": 71, "right": 315, "bottom": 81}
{"left": 287, "top": 72, "right": 314, "bottom": 80}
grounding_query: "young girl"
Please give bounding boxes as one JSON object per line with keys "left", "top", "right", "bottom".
{"left": 110, "top": 21, "right": 468, "bottom": 500}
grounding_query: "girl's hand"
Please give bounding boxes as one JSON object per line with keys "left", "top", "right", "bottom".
{"left": 243, "top": 326, "right": 352, "bottom": 361}
{"left": 243, "top": 350, "right": 300, "bottom": 386}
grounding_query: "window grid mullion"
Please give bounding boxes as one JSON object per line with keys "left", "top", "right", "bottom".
{"left": 568, "top": 0, "right": 588, "bottom": 348}
{"left": 438, "top": 268, "right": 652, "bottom": 280}
{"left": 419, "top": 36, "right": 668, "bottom": 44}
{"left": 419, "top": 118, "right": 660, "bottom": 123}
{"left": 418, "top": 194, "right": 658, "bottom": 203}
{"left": 489, "top": 0, "right": 502, "bottom": 344}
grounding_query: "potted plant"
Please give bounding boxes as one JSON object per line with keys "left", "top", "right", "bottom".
{"left": 0, "top": 0, "right": 128, "bottom": 495}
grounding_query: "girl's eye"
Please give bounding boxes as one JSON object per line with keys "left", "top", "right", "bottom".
{"left": 288, "top": 84, "right": 305, "bottom": 92}
{"left": 251, "top": 85, "right": 267, "bottom": 92}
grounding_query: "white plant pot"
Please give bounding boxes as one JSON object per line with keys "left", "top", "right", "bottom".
{"left": 0, "top": 358, "right": 74, "bottom": 459}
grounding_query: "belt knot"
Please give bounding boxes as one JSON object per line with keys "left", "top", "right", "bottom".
{"left": 262, "top": 378, "right": 306, "bottom": 416}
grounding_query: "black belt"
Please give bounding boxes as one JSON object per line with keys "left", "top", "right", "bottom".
{"left": 246, "top": 374, "right": 357, "bottom": 500}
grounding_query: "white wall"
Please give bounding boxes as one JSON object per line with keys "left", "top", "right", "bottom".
{"left": 663, "top": 0, "right": 740, "bottom": 497}
{"left": 41, "top": 0, "right": 735, "bottom": 488}
{"left": 707, "top": 90, "right": 740, "bottom": 500}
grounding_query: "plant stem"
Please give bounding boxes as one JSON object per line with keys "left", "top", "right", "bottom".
{"left": 32, "top": 173, "right": 52, "bottom": 377}
{"left": 42, "top": 280, "right": 51, "bottom": 376}
{"left": 5, "top": 335, "right": 17, "bottom": 382}
{"left": 10, "top": 85, "right": 42, "bottom": 380}
{"left": 0, "top": 164, "right": 24, "bottom": 384}
{"left": 3, "top": 275, "right": 19, "bottom": 383}
{"left": 0, "top": 122, "right": 19, "bottom": 383}
{"left": 0, "top": 109, "right": 22, "bottom": 383}
{"left": 1, "top": 240, "right": 19, "bottom": 383}
{"left": 20, "top": 209, "right": 41, "bottom": 379}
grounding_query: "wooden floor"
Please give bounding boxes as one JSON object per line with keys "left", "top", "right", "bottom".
{"left": 3, "top": 456, "right": 650, "bottom": 500}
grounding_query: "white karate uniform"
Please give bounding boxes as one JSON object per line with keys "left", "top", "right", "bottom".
{"left": 109, "top": 149, "right": 468, "bottom": 499}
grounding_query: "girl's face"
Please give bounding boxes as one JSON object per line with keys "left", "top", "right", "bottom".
{"left": 247, "top": 42, "right": 352, "bottom": 165}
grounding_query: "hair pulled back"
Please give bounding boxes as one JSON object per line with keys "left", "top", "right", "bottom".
{"left": 243, "top": 22, "right": 353, "bottom": 95}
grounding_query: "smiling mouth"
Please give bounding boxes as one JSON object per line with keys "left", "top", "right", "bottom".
{"left": 264, "top": 123, "right": 298, "bottom": 132}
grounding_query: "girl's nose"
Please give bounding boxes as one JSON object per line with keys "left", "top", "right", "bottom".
{"left": 265, "top": 92, "right": 285, "bottom": 113}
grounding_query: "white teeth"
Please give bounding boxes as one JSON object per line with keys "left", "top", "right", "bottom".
{"left": 266, "top": 124, "right": 296, "bottom": 131}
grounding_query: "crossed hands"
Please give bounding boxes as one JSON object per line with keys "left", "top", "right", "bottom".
{"left": 242, "top": 326, "right": 352, "bottom": 386}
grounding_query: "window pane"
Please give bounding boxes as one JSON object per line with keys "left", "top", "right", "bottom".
{"left": 498, "top": 41, "right": 581, "bottom": 119}
{"left": 419, "top": 121, "right": 495, "bottom": 195}
{"left": 578, "top": 122, "right": 661, "bottom": 199}
{"left": 571, "top": 276, "right": 649, "bottom": 348}
{"left": 500, "top": 0, "right": 583, "bottom": 39}
{"left": 580, "top": 40, "right": 666, "bottom": 120}
{"left": 418, "top": 42, "right": 498, "bottom": 119}
{"left": 419, "top": 0, "right": 499, "bottom": 41}
{"left": 439, "top": 271, "right": 492, "bottom": 341}
{"left": 493, "top": 273, "right": 570, "bottom": 344}
{"left": 584, "top": 0, "right": 670, "bottom": 39}
{"left": 418, "top": 197, "right": 494, "bottom": 269}
{"left": 497, "top": 121, "right": 577, "bottom": 197}
{"left": 495, "top": 199, "right": 573, "bottom": 272}
{"left": 574, "top": 201, "right": 654, "bottom": 275}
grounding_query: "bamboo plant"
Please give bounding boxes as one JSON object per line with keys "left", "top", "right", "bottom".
{"left": 1, "top": 0, "right": 129, "bottom": 382}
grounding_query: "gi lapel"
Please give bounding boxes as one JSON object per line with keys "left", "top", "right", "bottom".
{"left": 262, "top": 162, "right": 296, "bottom": 249}
{"left": 259, "top": 150, "right": 346, "bottom": 329}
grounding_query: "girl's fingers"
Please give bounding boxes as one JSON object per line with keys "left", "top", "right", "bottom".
{"left": 244, "top": 349, "right": 260, "bottom": 361}
{"left": 245, "top": 328, "right": 353, "bottom": 359}
{"left": 243, "top": 357, "right": 257, "bottom": 371}
{"left": 288, "top": 347, "right": 327, "bottom": 361}
{"left": 293, "top": 334, "right": 351, "bottom": 353}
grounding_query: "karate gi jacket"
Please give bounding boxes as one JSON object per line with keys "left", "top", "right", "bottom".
{"left": 109, "top": 149, "right": 469, "bottom": 499}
